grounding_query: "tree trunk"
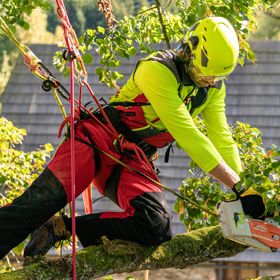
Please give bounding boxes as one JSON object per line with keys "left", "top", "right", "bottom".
{"left": 0, "top": 225, "right": 246, "bottom": 280}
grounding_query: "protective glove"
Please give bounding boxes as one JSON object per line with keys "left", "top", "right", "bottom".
{"left": 232, "top": 184, "right": 266, "bottom": 219}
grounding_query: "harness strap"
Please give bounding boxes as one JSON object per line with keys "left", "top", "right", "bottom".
{"left": 164, "top": 142, "right": 174, "bottom": 163}
{"left": 97, "top": 106, "right": 158, "bottom": 160}
{"left": 109, "top": 101, "right": 150, "bottom": 106}
{"left": 104, "top": 164, "right": 122, "bottom": 206}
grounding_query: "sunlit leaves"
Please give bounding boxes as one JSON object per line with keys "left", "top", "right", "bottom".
{"left": 55, "top": 0, "right": 276, "bottom": 87}
{"left": 0, "top": 118, "right": 53, "bottom": 206}
{"left": 0, "top": 118, "right": 53, "bottom": 260}
{"left": 0, "top": 0, "right": 50, "bottom": 30}
{"left": 174, "top": 120, "right": 280, "bottom": 230}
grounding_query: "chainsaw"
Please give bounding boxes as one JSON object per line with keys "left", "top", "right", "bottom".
{"left": 218, "top": 199, "right": 280, "bottom": 252}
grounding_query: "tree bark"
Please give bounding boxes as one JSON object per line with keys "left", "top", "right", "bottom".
{"left": 0, "top": 225, "right": 246, "bottom": 280}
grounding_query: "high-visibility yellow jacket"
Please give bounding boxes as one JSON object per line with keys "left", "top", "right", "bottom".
{"left": 109, "top": 50, "right": 242, "bottom": 174}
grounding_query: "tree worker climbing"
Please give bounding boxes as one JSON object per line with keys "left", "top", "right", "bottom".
{"left": 0, "top": 16, "right": 266, "bottom": 259}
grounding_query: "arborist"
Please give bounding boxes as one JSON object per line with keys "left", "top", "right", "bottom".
{"left": 0, "top": 17, "right": 265, "bottom": 259}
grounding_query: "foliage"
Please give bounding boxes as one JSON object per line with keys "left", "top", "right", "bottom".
{"left": 0, "top": 0, "right": 278, "bottom": 89}
{"left": 0, "top": 117, "right": 53, "bottom": 204}
{"left": 51, "top": 0, "right": 277, "bottom": 88}
{"left": 0, "top": 2, "right": 49, "bottom": 95}
{"left": 47, "top": 0, "right": 104, "bottom": 37}
{"left": 174, "top": 120, "right": 280, "bottom": 231}
{"left": 249, "top": 0, "right": 280, "bottom": 40}
{"left": 0, "top": 0, "right": 50, "bottom": 30}
{"left": 0, "top": 7, "right": 61, "bottom": 96}
{"left": 46, "top": 0, "right": 155, "bottom": 37}
{"left": 0, "top": 118, "right": 53, "bottom": 259}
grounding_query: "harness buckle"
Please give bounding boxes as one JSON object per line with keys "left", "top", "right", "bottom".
{"left": 113, "top": 135, "right": 123, "bottom": 154}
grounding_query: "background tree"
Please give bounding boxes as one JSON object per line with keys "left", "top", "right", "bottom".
{"left": 249, "top": 0, "right": 280, "bottom": 40}
{"left": 46, "top": 0, "right": 157, "bottom": 36}
{"left": 0, "top": 0, "right": 50, "bottom": 71}
{"left": 0, "top": 118, "right": 53, "bottom": 270}
{"left": 0, "top": 5, "right": 61, "bottom": 97}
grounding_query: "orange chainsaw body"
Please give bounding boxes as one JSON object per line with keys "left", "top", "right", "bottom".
{"left": 249, "top": 220, "right": 280, "bottom": 249}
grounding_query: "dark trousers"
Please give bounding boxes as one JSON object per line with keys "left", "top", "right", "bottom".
{"left": 0, "top": 169, "right": 67, "bottom": 259}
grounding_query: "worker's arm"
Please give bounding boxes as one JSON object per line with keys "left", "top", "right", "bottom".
{"left": 134, "top": 60, "right": 242, "bottom": 189}
{"left": 209, "top": 160, "right": 240, "bottom": 188}
{"left": 201, "top": 83, "right": 243, "bottom": 175}
{"left": 134, "top": 61, "right": 223, "bottom": 173}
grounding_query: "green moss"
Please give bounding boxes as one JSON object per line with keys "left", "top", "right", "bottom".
{"left": 0, "top": 226, "right": 247, "bottom": 280}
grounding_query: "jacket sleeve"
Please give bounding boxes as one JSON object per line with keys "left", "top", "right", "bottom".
{"left": 134, "top": 60, "right": 223, "bottom": 173}
{"left": 201, "top": 83, "right": 243, "bottom": 174}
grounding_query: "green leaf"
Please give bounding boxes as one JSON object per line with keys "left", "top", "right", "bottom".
{"left": 86, "top": 29, "right": 96, "bottom": 37}
{"left": 82, "top": 53, "right": 94, "bottom": 64}
{"left": 128, "top": 47, "right": 137, "bottom": 57}
{"left": 97, "top": 26, "right": 105, "bottom": 34}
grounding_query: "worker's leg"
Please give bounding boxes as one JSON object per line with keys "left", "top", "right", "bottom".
{"left": 0, "top": 120, "right": 100, "bottom": 259}
{"left": 0, "top": 168, "right": 67, "bottom": 259}
{"left": 71, "top": 191, "right": 172, "bottom": 247}
{"left": 66, "top": 150, "right": 172, "bottom": 247}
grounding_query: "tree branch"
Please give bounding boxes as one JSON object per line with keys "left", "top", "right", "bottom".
{"left": 154, "top": 0, "right": 171, "bottom": 49}
{"left": 0, "top": 226, "right": 246, "bottom": 280}
{"left": 265, "top": 10, "right": 280, "bottom": 20}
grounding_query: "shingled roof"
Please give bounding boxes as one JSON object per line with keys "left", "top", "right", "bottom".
{"left": 1, "top": 42, "right": 280, "bottom": 238}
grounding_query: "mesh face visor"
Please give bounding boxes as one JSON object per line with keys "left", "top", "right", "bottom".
{"left": 189, "top": 60, "right": 228, "bottom": 84}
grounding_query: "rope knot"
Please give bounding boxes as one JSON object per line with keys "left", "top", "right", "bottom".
{"left": 57, "top": 108, "right": 80, "bottom": 138}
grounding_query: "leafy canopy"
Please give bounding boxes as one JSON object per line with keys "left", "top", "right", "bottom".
{"left": 0, "top": 0, "right": 50, "bottom": 31}
{"left": 0, "top": 118, "right": 53, "bottom": 268}
{"left": 53, "top": 0, "right": 277, "bottom": 87}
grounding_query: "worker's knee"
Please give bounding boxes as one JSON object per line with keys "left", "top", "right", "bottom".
{"left": 130, "top": 191, "right": 173, "bottom": 245}
{"left": 139, "top": 209, "right": 173, "bottom": 246}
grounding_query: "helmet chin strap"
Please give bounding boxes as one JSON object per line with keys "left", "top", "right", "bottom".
{"left": 176, "top": 43, "right": 212, "bottom": 87}
{"left": 176, "top": 40, "right": 192, "bottom": 60}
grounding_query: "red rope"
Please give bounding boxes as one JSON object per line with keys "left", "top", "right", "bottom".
{"left": 54, "top": 2, "right": 124, "bottom": 278}
{"left": 69, "top": 59, "right": 77, "bottom": 280}
{"left": 83, "top": 80, "right": 119, "bottom": 137}
{"left": 55, "top": 1, "right": 78, "bottom": 279}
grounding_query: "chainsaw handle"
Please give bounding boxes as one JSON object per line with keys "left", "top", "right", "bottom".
{"left": 232, "top": 185, "right": 241, "bottom": 198}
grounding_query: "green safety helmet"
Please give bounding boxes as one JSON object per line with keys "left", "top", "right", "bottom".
{"left": 185, "top": 17, "right": 239, "bottom": 77}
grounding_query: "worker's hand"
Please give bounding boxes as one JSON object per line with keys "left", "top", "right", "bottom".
{"left": 232, "top": 185, "right": 266, "bottom": 219}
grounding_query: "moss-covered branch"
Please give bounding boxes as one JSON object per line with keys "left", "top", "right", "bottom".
{"left": 0, "top": 225, "right": 246, "bottom": 280}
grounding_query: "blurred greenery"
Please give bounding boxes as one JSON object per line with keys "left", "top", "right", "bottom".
{"left": 249, "top": 0, "right": 280, "bottom": 40}
{"left": 46, "top": 0, "right": 157, "bottom": 37}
